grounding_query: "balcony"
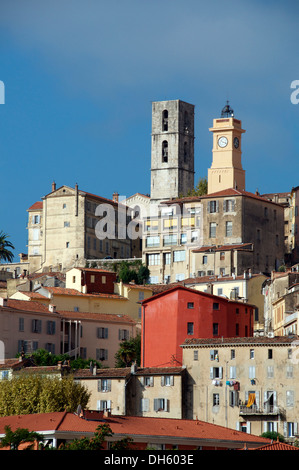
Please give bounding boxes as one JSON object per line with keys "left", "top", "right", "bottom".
{"left": 239, "top": 404, "right": 286, "bottom": 418}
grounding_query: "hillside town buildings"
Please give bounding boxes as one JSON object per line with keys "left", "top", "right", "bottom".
{"left": 1, "top": 98, "right": 299, "bottom": 448}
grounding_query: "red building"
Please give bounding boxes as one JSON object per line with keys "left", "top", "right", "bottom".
{"left": 141, "top": 286, "right": 254, "bottom": 368}
{"left": 77, "top": 268, "right": 117, "bottom": 294}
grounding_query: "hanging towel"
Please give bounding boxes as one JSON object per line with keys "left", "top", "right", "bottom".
{"left": 246, "top": 393, "right": 256, "bottom": 407}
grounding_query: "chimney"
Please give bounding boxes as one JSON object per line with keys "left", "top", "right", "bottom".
{"left": 0, "top": 298, "right": 8, "bottom": 307}
{"left": 112, "top": 192, "right": 119, "bottom": 203}
{"left": 93, "top": 365, "right": 97, "bottom": 375}
{"left": 52, "top": 181, "right": 56, "bottom": 192}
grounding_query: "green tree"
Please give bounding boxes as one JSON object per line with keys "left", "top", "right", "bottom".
{"left": 187, "top": 177, "right": 208, "bottom": 196}
{"left": 260, "top": 431, "right": 285, "bottom": 442}
{"left": 0, "top": 376, "right": 90, "bottom": 416}
{"left": 0, "top": 231, "right": 15, "bottom": 263}
{"left": 0, "top": 425, "right": 44, "bottom": 450}
{"left": 61, "top": 423, "right": 132, "bottom": 450}
{"left": 115, "top": 334, "right": 141, "bottom": 367}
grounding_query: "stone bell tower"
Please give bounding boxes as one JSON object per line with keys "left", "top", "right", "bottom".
{"left": 208, "top": 102, "right": 246, "bottom": 194}
{"left": 150, "top": 100, "right": 195, "bottom": 205}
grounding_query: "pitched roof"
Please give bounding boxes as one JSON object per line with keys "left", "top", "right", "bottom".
{"left": 27, "top": 201, "right": 43, "bottom": 211}
{"left": 58, "top": 310, "right": 135, "bottom": 323}
{"left": 0, "top": 411, "right": 271, "bottom": 449}
{"left": 1, "top": 298, "right": 52, "bottom": 314}
{"left": 164, "top": 188, "right": 283, "bottom": 207}
{"left": 252, "top": 440, "right": 299, "bottom": 450}
{"left": 141, "top": 285, "right": 256, "bottom": 308}
{"left": 192, "top": 243, "right": 253, "bottom": 253}
{"left": 182, "top": 335, "right": 299, "bottom": 347}
{"left": 40, "top": 286, "right": 126, "bottom": 300}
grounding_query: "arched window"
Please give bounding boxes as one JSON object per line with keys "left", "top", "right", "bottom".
{"left": 162, "top": 110, "right": 168, "bottom": 131}
{"left": 162, "top": 141, "right": 168, "bottom": 162}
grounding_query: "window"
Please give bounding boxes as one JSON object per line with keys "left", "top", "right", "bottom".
{"left": 286, "top": 390, "right": 294, "bottom": 408}
{"left": 147, "top": 254, "right": 160, "bottom": 266}
{"left": 268, "top": 349, "right": 273, "bottom": 359}
{"left": 220, "top": 251, "right": 225, "bottom": 260}
{"left": 146, "top": 236, "right": 160, "bottom": 247}
{"left": 187, "top": 302, "right": 194, "bottom": 309}
{"left": 64, "top": 221, "right": 70, "bottom": 227}
{"left": 210, "top": 350, "right": 219, "bottom": 361}
{"left": 32, "top": 228, "right": 40, "bottom": 241}
{"left": 223, "top": 199, "right": 235, "bottom": 212}
{"left": 209, "top": 222, "right": 216, "bottom": 238}
{"left": 47, "top": 321, "right": 56, "bottom": 335}
{"left": 208, "top": 201, "right": 219, "bottom": 213}
{"left": 32, "top": 214, "right": 40, "bottom": 224}
{"left": 213, "top": 393, "right": 220, "bottom": 406}
{"left": 66, "top": 242, "right": 70, "bottom": 248}
{"left": 32, "top": 319, "right": 42, "bottom": 333}
{"left": 90, "top": 275, "right": 95, "bottom": 283}
{"left": 213, "top": 302, "right": 219, "bottom": 310}
{"left": 210, "top": 367, "right": 223, "bottom": 379}
{"left": 102, "top": 276, "right": 106, "bottom": 284}
{"left": 225, "top": 221, "right": 232, "bottom": 237}
{"left": 143, "top": 376, "right": 154, "bottom": 387}
{"left": 229, "top": 366, "right": 237, "bottom": 379}
{"left": 98, "top": 379, "right": 111, "bottom": 392}
{"left": 213, "top": 323, "right": 219, "bottom": 335}
{"left": 19, "top": 318, "right": 24, "bottom": 332}
{"left": 175, "top": 273, "right": 185, "bottom": 281}
{"left": 154, "top": 398, "right": 169, "bottom": 412}
{"left": 180, "top": 233, "right": 187, "bottom": 244}
{"left": 164, "top": 252, "right": 171, "bottom": 265}
{"left": 119, "top": 329, "right": 129, "bottom": 341}
{"left": 187, "top": 322, "right": 194, "bottom": 335}
{"left": 267, "top": 366, "right": 274, "bottom": 378}
{"left": 140, "top": 398, "right": 150, "bottom": 412}
{"left": 97, "top": 400, "right": 111, "bottom": 411}
{"left": 236, "top": 323, "right": 239, "bottom": 335}
{"left": 162, "top": 110, "right": 168, "bottom": 131}
{"left": 231, "top": 349, "right": 235, "bottom": 360}
{"left": 96, "top": 349, "right": 108, "bottom": 361}
{"left": 229, "top": 390, "right": 239, "bottom": 407}
{"left": 97, "top": 327, "right": 108, "bottom": 339}
{"left": 250, "top": 349, "right": 254, "bottom": 359}
{"left": 194, "top": 350, "right": 198, "bottom": 361}
{"left": 203, "top": 255, "right": 208, "bottom": 264}
{"left": 161, "top": 375, "right": 174, "bottom": 386}
{"left": 163, "top": 234, "right": 177, "bottom": 246}
{"left": 217, "top": 288, "right": 223, "bottom": 295}
{"left": 248, "top": 366, "right": 256, "bottom": 379}
{"left": 162, "top": 140, "right": 168, "bottom": 162}
{"left": 173, "top": 250, "right": 185, "bottom": 262}
{"left": 286, "top": 365, "right": 293, "bottom": 378}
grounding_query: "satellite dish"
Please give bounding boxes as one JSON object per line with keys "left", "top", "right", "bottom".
{"left": 76, "top": 404, "right": 82, "bottom": 416}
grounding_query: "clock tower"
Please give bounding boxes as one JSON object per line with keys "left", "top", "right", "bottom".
{"left": 207, "top": 102, "right": 246, "bottom": 194}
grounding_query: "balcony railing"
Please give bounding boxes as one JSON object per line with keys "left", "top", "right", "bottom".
{"left": 239, "top": 404, "right": 285, "bottom": 417}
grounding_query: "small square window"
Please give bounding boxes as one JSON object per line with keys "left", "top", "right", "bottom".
{"left": 187, "top": 302, "right": 194, "bottom": 309}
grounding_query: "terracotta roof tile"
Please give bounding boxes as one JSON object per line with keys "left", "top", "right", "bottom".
{"left": 1, "top": 298, "right": 52, "bottom": 314}
{"left": 58, "top": 310, "right": 135, "bottom": 323}
{"left": 182, "top": 335, "right": 299, "bottom": 347}
{"left": 27, "top": 201, "right": 43, "bottom": 211}
{"left": 41, "top": 286, "right": 126, "bottom": 300}
{"left": 0, "top": 411, "right": 270, "bottom": 448}
{"left": 253, "top": 440, "right": 299, "bottom": 450}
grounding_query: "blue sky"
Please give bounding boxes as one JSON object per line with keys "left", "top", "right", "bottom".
{"left": 0, "top": 0, "right": 299, "bottom": 260}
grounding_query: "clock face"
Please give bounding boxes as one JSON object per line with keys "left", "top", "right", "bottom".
{"left": 234, "top": 137, "right": 239, "bottom": 149}
{"left": 218, "top": 136, "right": 228, "bottom": 148}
